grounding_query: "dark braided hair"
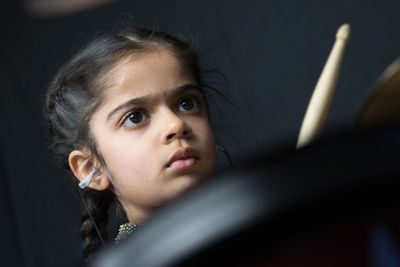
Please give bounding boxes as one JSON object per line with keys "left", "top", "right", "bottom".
{"left": 79, "top": 189, "right": 113, "bottom": 259}
{"left": 45, "top": 28, "right": 210, "bottom": 260}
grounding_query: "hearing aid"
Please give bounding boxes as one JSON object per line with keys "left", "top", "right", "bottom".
{"left": 79, "top": 167, "right": 101, "bottom": 189}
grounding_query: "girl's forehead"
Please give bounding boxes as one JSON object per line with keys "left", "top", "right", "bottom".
{"left": 96, "top": 49, "right": 196, "bottom": 111}
{"left": 103, "top": 49, "right": 187, "bottom": 95}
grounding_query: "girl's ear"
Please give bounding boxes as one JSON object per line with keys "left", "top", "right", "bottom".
{"left": 68, "top": 150, "right": 110, "bottom": 191}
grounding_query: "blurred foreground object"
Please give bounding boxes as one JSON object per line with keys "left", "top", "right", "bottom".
{"left": 92, "top": 125, "right": 400, "bottom": 267}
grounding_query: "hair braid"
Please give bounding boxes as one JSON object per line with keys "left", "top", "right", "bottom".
{"left": 80, "top": 189, "right": 112, "bottom": 260}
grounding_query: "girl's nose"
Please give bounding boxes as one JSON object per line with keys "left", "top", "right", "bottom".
{"left": 161, "top": 111, "right": 192, "bottom": 144}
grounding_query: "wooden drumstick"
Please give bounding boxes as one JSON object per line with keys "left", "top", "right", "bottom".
{"left": 296, "top": 24, "right": 351, "bottom": 148}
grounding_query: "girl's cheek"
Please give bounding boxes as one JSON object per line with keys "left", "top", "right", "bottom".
{"left": 120, "top": 146, "right": 153, "bottom": 172}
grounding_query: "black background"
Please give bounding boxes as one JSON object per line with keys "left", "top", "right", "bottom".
{"left": 1, "top": 0, "right": 399, "bottom": 266}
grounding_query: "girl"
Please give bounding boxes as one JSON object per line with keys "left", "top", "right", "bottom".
{"left": 45, "top": 28, "right": 219, "bottom": 259}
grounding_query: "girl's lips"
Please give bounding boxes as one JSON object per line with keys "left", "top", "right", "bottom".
{"left": 166, "top": 147, "right": 199, "bottom": 168}
{"left": 168, "top": 157, "right": 197, "bottom": 169}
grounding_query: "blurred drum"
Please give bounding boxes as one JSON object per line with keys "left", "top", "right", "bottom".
{"left": 92, "top": 125, "right": 400, "bottom": 267}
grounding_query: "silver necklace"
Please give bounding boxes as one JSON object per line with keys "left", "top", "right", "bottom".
{"left": 115, "top": 223, "right": 140, "bottom": 244}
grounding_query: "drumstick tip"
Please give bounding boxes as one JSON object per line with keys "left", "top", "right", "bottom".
{"left": 336, "top": 24, "right": 351, "bottom": 42}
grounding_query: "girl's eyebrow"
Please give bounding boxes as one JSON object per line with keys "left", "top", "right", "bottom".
{"left": 106, "top": 84, "right": 200, "bottom": 121}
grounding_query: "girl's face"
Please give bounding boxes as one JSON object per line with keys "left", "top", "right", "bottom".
{"left": 90, "top": 48, "right": 216, "bottom": 223}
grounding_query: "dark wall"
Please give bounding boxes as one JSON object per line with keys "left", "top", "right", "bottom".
{"left": 1, "top": 0, "right": 399, "bottom": 266}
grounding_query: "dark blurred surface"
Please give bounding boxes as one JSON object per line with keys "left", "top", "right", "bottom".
{"left": 92, "top": 125, "right": 400, "bottom": 267}
{"left": 1, "top": 0, "right": 400, "bottom": 266}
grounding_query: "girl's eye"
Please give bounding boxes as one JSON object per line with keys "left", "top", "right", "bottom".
{"left": 121, "top": 111, "right": 147, "bottom": 127}
{"left": 178, "top": 96, "right": 199, "bottom": 112}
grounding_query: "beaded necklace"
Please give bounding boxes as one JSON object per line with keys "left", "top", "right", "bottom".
{"left": 115, "top": 223, "right": 141, "bottom": 244}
